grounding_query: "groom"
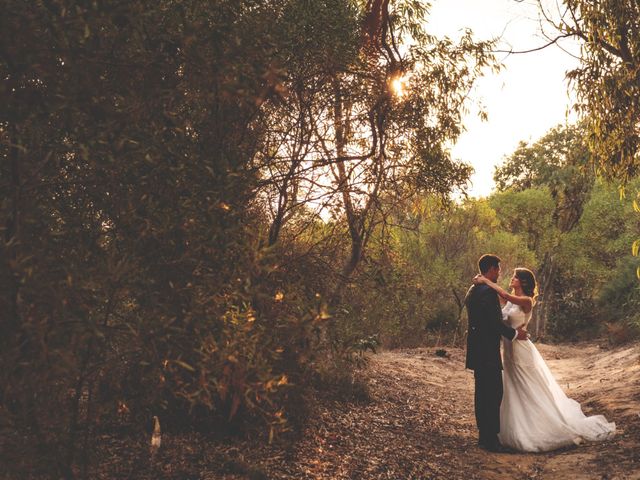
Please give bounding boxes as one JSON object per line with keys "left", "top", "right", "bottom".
{"left": 465, "top": 254, "right": 527, "bottom": 453}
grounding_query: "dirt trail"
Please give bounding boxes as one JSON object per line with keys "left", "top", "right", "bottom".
{"left": 112, "top": 341, "right": 640, "bottom": 479}
{"left": 360, "top": 343, "right": 640, "bottom": 479}
{"left": 259, "top": 342, "right": 640, "bottom": 479}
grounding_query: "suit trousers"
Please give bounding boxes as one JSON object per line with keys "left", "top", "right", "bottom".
{"left": 474, "top": 367, "right": 503, "bottom": 443}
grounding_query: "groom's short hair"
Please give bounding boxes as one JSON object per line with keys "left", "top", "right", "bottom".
{"left": 478, "top": 254, "right": 501, "bottom": 274}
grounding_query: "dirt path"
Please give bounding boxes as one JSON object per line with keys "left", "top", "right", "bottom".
{"left": 255, "top": 342, "right": 640, "bottom": 479}
{"left": 357, "top": 343, "right": 640, "bottom": 479}
{"left": 105, "top": 341, "right": 640, "bottom": 479}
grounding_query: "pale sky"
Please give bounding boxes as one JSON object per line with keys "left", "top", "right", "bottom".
{"left": 427, "top": 0, "right": 582, "bottom": 198}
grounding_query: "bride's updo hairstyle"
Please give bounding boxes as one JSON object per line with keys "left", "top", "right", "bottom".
{"left": 515, "top": 268, "right": 538, "bottom": 300}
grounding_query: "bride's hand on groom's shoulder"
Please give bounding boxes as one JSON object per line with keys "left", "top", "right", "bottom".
{"left": 472, "top": 274, "right": 486, "bottom": 285}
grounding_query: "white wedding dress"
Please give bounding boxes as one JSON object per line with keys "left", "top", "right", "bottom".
{"left": 498, "top": 301, "right": 616, "bottom": 452}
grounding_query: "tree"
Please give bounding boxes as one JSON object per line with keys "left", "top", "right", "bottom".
{"left": 552, "top": 179, "right": 640, "bottom": 339}
{"left": 392, "top": 196, "right": 535, "bottom": 345}
{"left": 0, "top": 1, "right": 508, "bottom": 475}
{"left": 326, "top": 0, "right": 495, "bottom": 293}
{"left": 493, "top": 123, "right": 594, "bottom": 336}
{"left": 494, "top": 124, "right": 594, "bottom": 231}
{"left": 255, "top": 0, "right": 499, "bottom": 304}
{"left": 489, "top": 188, "right": 556, "bottom": 258}
{"left": 540, "top": 1, "right": 640, "bottom": 181}
{"left": 543, "top": 1, "right": 640, "bottom": 280}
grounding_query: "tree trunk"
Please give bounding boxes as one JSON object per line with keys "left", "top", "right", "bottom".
{"left": 267, "top": 104, "right": 305, "bottom": 247}
{"left": 268, "top": 186, "right": 288, "bottom": 247}
{"left": 530, "top": 252, "right": 555, "bottom": 339}
{"left": 451, "top": 286, "right": 469, "bottom": 346}
{"left": 330, "top": 78, "right": 364, "bottom": 303}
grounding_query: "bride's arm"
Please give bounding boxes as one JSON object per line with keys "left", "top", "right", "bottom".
{"left": 474, "top": 275, "right": 532, "bottom": 310}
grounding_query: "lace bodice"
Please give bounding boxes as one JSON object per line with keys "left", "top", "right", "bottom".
{"left": 501, "top": 301, "right": 531, "bottom": 329}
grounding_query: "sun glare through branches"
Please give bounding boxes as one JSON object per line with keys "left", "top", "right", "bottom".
{"left": 390, "top": 74, "right": 407, "bottom": 98}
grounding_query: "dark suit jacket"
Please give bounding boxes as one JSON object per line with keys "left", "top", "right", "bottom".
{"left": 465, "top": 284, "right": 516, "bottom": 371}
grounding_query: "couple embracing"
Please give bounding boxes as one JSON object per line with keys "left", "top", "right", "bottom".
{"left": 465, "top": 254, "right": 616, "bottom": 453}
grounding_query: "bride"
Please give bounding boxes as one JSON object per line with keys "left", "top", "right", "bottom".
{"left": 473, "top": 268, "right": 616, "bottom": 452}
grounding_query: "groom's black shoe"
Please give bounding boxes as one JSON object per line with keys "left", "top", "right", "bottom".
{"left": 478, "top": 435, "right": 513, "bottom": 453}
{"left": 480, "top": 441, "right": 513, "bottom": 454}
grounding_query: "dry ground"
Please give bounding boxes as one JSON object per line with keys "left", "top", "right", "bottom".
{"left": 100, "top": 341, "right": 640, "bottom": 479}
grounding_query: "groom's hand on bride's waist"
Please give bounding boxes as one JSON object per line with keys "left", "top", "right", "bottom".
{"left": 515, "top": 328, "right": 529, "bottom": 341}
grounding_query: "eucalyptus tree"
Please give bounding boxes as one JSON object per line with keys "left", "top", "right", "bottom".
{"left": 493, "top": 123, "right": 594, "bottom": 336}
{"left": 553, "top": 179, "right": 640, "bottom": 339}
{"left": 545, "top": 0, "right": 640, "bottom": 277}
{"left": 329, "top": 0, "right": 499, "bottom": 289}
{"left": 256, "top": 0, "right": 499, "bottom": 302}
{"left": 542, "top": 0, "right": 640, "bottom": 182}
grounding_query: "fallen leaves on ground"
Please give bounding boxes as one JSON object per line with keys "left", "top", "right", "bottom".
{"left": 94, "top": 341, "right": 640, "bottom": 479}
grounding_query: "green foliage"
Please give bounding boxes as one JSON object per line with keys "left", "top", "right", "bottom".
{"left": 494, "top": 125, "right": 591, "bottom": 189}
{"left": 492, "top": 123, "right": 597, "bottom": 337}
{"left": 0, "top": 0, "right": 318, "bottom": 475}
{"left": 337, "top": 196, "right": 539, "bottom": 348}
{"left": 489, "top": 188, "right": 556, "bottom": 258}
{"left": 547, "top": 3, "right": 640, "bottom": 303}
{"left": 549, "top": 179, "right": 640, "bottom": 339}
{"left": 598, "top": 259, "right": 640, "bottom": 341}
{"left": 494, "top": 123, "right": 594, "bottom": 232}
{"left": 557, "top": 0, "right": 640, "bottom": 180}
